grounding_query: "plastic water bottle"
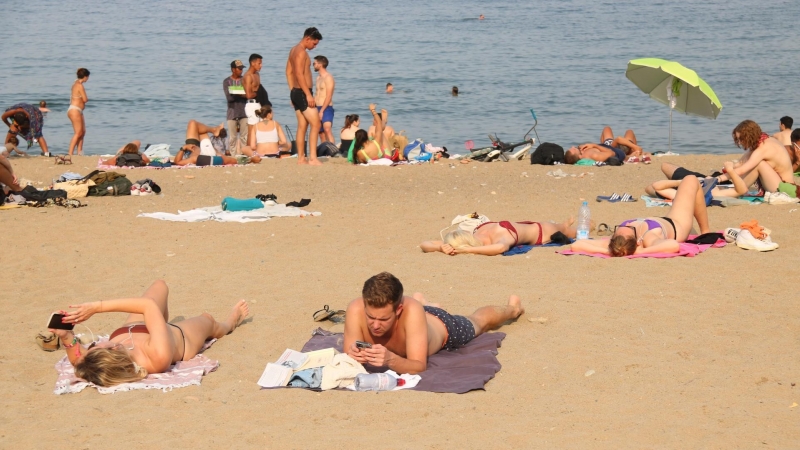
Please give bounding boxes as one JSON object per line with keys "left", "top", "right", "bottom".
{"left": 576, "top": 201, "right": 591, "bottom": 240}
{"left": 354, "top": 373, "right": 404, "bottom": 391}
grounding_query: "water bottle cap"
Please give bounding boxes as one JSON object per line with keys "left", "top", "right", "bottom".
{"left": 582, "top": 201, "right": 588, "bottom": 206}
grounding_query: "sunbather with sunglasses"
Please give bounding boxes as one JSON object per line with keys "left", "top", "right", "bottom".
{"left": 421, "top": 218, "right": 580, "bottom": 256}
{"left": 564, "top": 127, "right": 649, "bottom": 164}
{"left": 49, "top": 280, "right": 249, "bottom": 387}
{"left": 571, "top": 175, "right": 711, "bottom": 257}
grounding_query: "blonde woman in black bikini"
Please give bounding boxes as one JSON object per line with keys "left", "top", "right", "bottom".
{"left": 67, "top": 68, "right": 90, "bottom": 156}
{"left": 421, "top": 218, "right": 580, "bottom": 256}
{"left": 49, "top": 280, "right": 249, "bottom": 387}
{"left": 241, "top": 105, "right": 290, "bottom": 158}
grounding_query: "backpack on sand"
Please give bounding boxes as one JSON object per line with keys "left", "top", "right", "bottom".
{"left": 88, "top": 174, "right": 132, "bottom": 196}
{"left": 530, "top": 143, "right": 565, "bottom": 165}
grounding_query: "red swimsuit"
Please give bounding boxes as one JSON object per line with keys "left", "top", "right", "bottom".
{"left": 475, "top": 221, "right": 543, "bottom": 246}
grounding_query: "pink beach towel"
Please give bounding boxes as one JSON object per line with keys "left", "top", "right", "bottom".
{"left": 559, "top": 235, "right": 726, "bottom": 259}
{"left": 54, "top": 338, "right": 218, "bottom": 395}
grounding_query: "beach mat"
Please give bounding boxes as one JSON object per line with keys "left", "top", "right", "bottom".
{"left": 301, "top": 328, "right": 505, "bottom": 393}
{"left": 558, "top": 235, "right": 726, "bottom": 259}
{"left": 54, "top": 338, "right": 218, "bottom": 395}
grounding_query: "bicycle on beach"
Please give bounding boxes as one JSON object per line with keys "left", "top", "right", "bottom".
{"left": 462, "top": 109, "right": 541, "bottom": 162}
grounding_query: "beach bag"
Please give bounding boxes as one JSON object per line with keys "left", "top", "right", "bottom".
{"left": 530, "top": 143, "right": 564, "bottom": 165}
{"left": 439, "top": 212, "right": 491, "bottom": 239}
{"left": 403, "top": 139, "right": 425, "bottom": 161}
{"left": 52, "top": 179, "right": 95, "bottom": 199}
{"left": 88, "top": 175, "right": 132, "bottom": 196}
{"left": 82, "top": 170, "right": 126, "bottom": 185}
{"left": 143, "top": 143, "right": 171, "bottom": 161}
{"left": 317, "top": 141, "right": 340, "bottom": 157}
{"left": 116, "top": 153, "right": 145, "bottom": 167}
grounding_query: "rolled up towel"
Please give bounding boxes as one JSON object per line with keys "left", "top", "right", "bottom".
{"left": 221, "top": 197, "right": 264, "bottom": 211}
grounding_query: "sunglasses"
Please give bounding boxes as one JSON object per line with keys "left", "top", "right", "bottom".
{"left": 613, "top": 225, "right": 638, "bottom": 241}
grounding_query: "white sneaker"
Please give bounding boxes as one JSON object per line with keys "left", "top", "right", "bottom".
{"left": 765, "top": 191, "right": 800, "bottom": 205}
{"left": 130, "top": 183, "right": 141, "bottom": 196}
{"left": 723, "top": 227, "right": 740, "bottom": 243}
{"left": 736, "top": 229, "right": 778, "bottom": 251}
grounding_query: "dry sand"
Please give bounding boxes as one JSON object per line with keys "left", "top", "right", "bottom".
{"left": 2, "top": 154, "right": 798, "bottom": 448}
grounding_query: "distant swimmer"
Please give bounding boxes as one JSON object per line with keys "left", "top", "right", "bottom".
{"left": 67, "top": 68, "right": 90, "bottom": 156}
{"left": 38, "top": 101, "right": 50, "bottom": 114}
{"left": 452, "top": 86, "right": 459, "bottom": 96}
{"left": 385, "top": 82, "right": 393, "bottom": 94}
{"left": 479, "top": 14, "right": 485, "bottom": 20}
{"left": 313, "top": 55, "right": 335, "bottom": 144}
{"left": 286, "top": 26, "right": 323, "bottom": 165}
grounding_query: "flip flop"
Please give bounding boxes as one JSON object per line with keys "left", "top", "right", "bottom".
{"left": 596, "top": 193, "right": 637, "bottom": 203}
{"left": 597, "top": 223, "right": 612, "bottom": 236}
{"left": 313, "top": 305, "right": 345, "bottom": 323}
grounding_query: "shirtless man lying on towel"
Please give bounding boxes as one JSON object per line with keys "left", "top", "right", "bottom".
{"left": 343, "top": 272, "right": 524, "bottom": 374}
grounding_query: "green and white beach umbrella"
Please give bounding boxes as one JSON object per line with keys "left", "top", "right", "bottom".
{"left": 625, "top": 58, "right": 723, "bottom": 151}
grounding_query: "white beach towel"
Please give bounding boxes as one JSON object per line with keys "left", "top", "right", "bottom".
{"left": 138, "top": 202, "right": 321, "bottom": 223}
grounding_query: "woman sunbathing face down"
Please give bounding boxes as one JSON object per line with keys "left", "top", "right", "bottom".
{"left": 571, "top": 175, "right": 711, "bottom": 257}
{"left": 49, "top": 280, "right": 249, "bottom": 387}
{"left": 421, "top": 219, "right": 579, "bottom": 256}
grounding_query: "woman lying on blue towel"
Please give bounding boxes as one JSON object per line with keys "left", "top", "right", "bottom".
{"left": 421, "top": 218, "right": 579, "bottom": 256}
{"left": 571, "top": 175, "right": 711, "bottom": 257}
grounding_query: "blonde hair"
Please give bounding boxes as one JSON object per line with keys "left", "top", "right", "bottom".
{"left": 608, "top": 235, "right": 637, "bottom": 257}
{"left": 74, "top": 348, "right": 147, "bottom": 387}
{"left": 444, "top": 229, "right": 482, "bottom": 249}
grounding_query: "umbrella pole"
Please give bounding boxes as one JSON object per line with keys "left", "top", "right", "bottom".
{"left": 669, "top": 108, "right": 673, "bottom": 152}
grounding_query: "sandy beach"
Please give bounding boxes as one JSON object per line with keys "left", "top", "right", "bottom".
{"left": 2, "top": 154, "right": 799, "bottom": 448}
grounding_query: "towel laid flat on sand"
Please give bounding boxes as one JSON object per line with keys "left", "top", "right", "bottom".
{"left": 559, "top": 235, "right": 726, "bottom": 259}
{"left": 138, "top": 203, "right": 321, "bottom": 223}
{"left": 54, "top": 338, "right": 218, "bottom": 395}
{"left": 301, "top": 328, "right": 505, "bottom": 393}
{"left": 502, "top": 241, "right": 570, "bottom": 256}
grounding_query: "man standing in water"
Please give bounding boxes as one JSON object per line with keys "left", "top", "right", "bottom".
{"left": 286, "top": 27, "right": 323, "bottom": 165}
{"left": 313, "top": 55, "right": 335, "bottom": 144}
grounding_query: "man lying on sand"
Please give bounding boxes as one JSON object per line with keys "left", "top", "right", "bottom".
{"left": 564, "top": 127, "right": 649, "bottom": 164}
{"left": 343, "top": 272, "right": 524, "bottom": 374}
{"left": 647, "top": 161, "right": 748, "bottom": 200}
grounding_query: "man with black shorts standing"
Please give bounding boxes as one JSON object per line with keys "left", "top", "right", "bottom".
{"left": 285, "top": 27, "right": 323, "bottom": 165}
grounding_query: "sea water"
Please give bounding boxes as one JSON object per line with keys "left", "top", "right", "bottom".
{"left": 2, "top": 0, "right": 799, "bottom": 155}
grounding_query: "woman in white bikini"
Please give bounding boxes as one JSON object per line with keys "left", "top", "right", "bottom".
{"left": 49, "top": 280, "right": 249, "bottom": 387}
{"left": 67, "top": 68, "right": 90, "bottom": 156}
{"left": 241, "top": 106, "right": 290, "bottom": 158}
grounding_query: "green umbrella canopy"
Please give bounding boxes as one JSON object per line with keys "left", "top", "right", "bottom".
{"left": 626, "top": 58, "right": 722, "bottom": 119}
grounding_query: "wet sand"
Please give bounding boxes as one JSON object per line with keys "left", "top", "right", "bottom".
{"left": 2, "top": 154, "right": 798, "bottom": 448}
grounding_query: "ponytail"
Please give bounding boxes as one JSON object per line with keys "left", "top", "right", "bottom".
{"left": 341, "top": 114, "right": 359, "bottom": 132}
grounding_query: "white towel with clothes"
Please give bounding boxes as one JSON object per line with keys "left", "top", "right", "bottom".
{"left": 138, "top": 202, "right": 320, "bottom": 223}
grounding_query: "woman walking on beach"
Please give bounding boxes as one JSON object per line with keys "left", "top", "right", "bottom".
{"left": 67, "top": 68, "right": 90, "bottom": 156}
{"left": 571, "top": 175, "right": 711, "bottom": 257}
{"left": 422, "top": 218, "right": 580, "bottom": 256}
{"left": 50, "top": 280, "right": 249, "bottom": 387}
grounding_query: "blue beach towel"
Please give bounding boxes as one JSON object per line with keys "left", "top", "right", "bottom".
{"left": 502, "top": 240, "right": 573, "bottom": 256}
